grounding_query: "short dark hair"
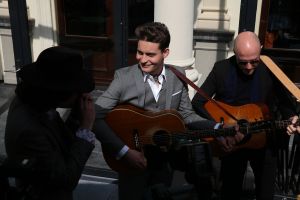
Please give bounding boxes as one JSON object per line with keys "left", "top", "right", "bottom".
{"left": 135, "top": 22, "right": 170, "bottom": 50}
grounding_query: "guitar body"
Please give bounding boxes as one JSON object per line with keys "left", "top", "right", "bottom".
{"left": 204, "top": 100, "right": 272, "bottom": 155}
{"left": 104, "top": 104, "right": 186, "bottom": 173}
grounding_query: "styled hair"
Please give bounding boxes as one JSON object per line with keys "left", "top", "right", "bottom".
{"left": 135, "top": 22, "right": 170, "bottom": 50}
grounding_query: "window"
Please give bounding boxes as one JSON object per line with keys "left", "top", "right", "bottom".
{"left": 263, "top": 0, "right": 300, "bottom": 49}
{"left": 259, "top": 0, "right": 300, "bottom": 83}
{"left": 57, "top": 0, "right": 154, "bottom": 86}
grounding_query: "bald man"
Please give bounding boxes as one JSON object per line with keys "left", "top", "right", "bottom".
{"left": 192, "top": 31, "right": 296, "bottom": 200}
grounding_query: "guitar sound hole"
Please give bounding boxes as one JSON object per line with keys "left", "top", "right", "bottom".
{"left": 153, "top": 130, "right": 171, "bottom": 147}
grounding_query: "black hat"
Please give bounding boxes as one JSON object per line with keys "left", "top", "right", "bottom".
{"left": 18, "top": 46, "right": 95, "bottom": 93}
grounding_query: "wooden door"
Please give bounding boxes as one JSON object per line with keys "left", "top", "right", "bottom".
{"left": 57, "top": 0, "right": 114, "bottom": 86}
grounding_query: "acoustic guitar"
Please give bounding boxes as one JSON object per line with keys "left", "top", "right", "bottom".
{"left": 103, "top": 104, "right": 287, "bottom": 173}
{"left": 203, "top": 100, "right": 297, "bottom": 156}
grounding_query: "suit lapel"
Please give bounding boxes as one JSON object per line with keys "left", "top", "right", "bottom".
{"left": 133, "top": 65, "right": 146, "bottom": 107}
{"left": 165, "top": 65, "right": 174, "bottom": 109}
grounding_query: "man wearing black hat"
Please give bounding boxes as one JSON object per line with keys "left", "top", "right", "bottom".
{"left": 4, "top": 46, "right": 95, "bottom": 200}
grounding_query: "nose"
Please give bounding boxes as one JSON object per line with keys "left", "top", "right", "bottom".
{"left": 244, "top": 62, "right": 254, "bottom": 69}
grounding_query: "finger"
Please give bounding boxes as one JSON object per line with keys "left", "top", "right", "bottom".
{"left": 137, "top": 158, "right": 147, "bottom": 170}
{"left": 223, "top": 145, "right": 232, "bottom": 152}
{"left": 226, "top": 139, "right": 232, "bottom": 147}
{"left": 142, "top": 157, "right": 147, "bottom": 168}
{"left": 235, "top": 132, "right": 244, "bottom": 142}
{"left": 235, "top": 124, "right": 240, "bottom": 131}
{"left": 286, "top": 127, "right": 294, "bottom": 135}
{"left": 227, "top": 137, "right": 235, "bottom": 147}
{"left": 217, "top": 137, "right": 228, "bottom": 147}
{"left": 289, "top": 125, "right": 296, "bottom": 132}
{"left": 223, "top": 141, "right": 231, "bottom": 150}
{"left": 291, "top": 116, "right": 299, "bottom": 124}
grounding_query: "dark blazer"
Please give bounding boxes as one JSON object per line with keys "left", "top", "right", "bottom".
{"left": 94, "top": 64, "right": 215, "bottom": 155}
{"left": 5, "top": 96, "right": 94, "bottom": 200}
{"left": 192, "top": 55, "right": 296, "bottom": 121}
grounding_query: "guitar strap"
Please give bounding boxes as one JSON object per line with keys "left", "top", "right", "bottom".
{"left": 260, "top": 55, "right": 300, "bottom": 101}
{"left": 168, "top": 65, "right": 239, "bottom": 122}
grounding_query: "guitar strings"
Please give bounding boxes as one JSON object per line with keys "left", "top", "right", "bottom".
{"left": 137, "top": 128, "right": 276, "bottom": 142}
{"left": 135, "top": 119, "right": 295, "bottom": 143}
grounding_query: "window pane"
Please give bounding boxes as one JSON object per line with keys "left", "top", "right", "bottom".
{"left": 64, "top": 0, "right": 108, "bottom": 37}
{"left": 265, "top": 0, "right": 300, "bottom": 49}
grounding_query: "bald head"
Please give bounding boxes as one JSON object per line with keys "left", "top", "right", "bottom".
{"left": 233, "top": 32, "right": 261, "bottom": 75}
{"left": 234, "top": 31, "right": 261, "bottom": 57}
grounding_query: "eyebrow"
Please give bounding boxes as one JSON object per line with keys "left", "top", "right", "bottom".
{"left": 238, "top": 58, "right": 260, "bottom": 61}
{"left": 137, "top": 50, "right": 157, "bottom": 56}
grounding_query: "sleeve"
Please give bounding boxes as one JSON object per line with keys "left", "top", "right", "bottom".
{"left": 93, "top": 70, "right": 127, "bottom": 156}
{"left": 76, "top": 128, "right": 96, "bottom": 144}
{"left": 191, "top": 64, "right": 218, "bottom": 121}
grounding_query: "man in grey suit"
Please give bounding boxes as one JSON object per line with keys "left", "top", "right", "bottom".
{"left": 94, "top": 22, "right": 219, "bottom": 200}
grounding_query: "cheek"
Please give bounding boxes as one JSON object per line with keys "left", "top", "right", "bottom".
{"left": 149, "top": 57, "right": 161, "bottom": 64}
{"left": 136, "top": 54, "right": 141, "bottom": 60}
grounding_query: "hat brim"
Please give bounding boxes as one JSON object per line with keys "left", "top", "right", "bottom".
{"left": 18, "top": 62, "right": 95, "bottom": 93}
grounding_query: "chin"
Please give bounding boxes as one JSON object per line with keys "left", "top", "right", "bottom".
{"left": 141, "top": 67, "right": 153, "bottom": 73}
{"left": 243, "top": 70, "right": 254, "bottom": 75}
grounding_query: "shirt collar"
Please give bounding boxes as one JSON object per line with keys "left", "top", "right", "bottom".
{"left": 143, "top": 66, "right": 166, "bottom": 82}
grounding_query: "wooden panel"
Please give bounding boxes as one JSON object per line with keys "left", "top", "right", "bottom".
{"left": 56, "top": 0, "right": 114, "bottom": 87}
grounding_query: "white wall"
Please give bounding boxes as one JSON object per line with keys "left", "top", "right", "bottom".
{"left": 226, "top": 0, "right": 241, "bottom": 57}
{"left": 0, "top": 0, "right": 16, "bottom": 83}
{"left": 26, "top": 0, "right": 57, "bottom": 61}
{"left": 193, "top": 0, "right": 241, "bottom": 88}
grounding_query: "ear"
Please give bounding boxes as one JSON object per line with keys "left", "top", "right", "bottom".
{"left": 162, "top": 48, "right": 169, "bottom": 58}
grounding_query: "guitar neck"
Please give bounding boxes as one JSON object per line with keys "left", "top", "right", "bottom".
{"left": 180, "top": 119, "right": 295, "bottom": 141}
{"left": 187, "top": 128, "right": 236, "bottom": 139}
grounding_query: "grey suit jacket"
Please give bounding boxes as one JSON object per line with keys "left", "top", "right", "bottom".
{"left": 94, "top": 64, "right": 215, "bottom": 155}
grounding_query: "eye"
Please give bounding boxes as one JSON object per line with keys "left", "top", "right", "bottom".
{"left": 146, "top": 53, "right": 156, "bottom": 57}
{"left": 238, "top": 59, "right": 260, "bottom": 66}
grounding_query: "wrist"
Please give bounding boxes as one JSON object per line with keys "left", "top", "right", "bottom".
{"left": 76, "top": 128, "right": 95, "bottom": 144}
